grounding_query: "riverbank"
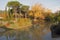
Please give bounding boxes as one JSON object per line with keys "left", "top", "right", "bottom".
{"left": 0, "top": 18, "right": 32, "bottom": 30}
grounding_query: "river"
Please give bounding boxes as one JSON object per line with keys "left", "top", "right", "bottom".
{"left": 0, "top": 28, "right": 60, "bottom": 40}
{"left": 0, "top": 23, "right": 60, "bottom": 40}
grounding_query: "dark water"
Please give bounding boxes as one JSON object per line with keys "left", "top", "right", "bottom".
{"left": 0, "top": 28, "right": 60, "bottom": 40}
{"left": 43, "top": 32, "right": 60, "bottom": 40}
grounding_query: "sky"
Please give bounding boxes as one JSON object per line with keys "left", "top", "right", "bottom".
{"left": 0, "top": 0, "right": 60, "bottom": 12}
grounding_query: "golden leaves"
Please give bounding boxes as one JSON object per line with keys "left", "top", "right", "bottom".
{"left": 29, "top": 4, "right": 45, "bottom": 19}
{"left": 28, "top": 4, "right": 52, "bottom": 19}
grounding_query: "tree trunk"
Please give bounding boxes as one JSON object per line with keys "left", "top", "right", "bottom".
{"left": 5, "top": 6, "right": 9, "bottom": 20}
{"left": 25, "top": 13, "right": 27, "bottom": 18}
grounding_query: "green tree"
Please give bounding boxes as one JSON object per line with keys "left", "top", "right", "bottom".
{"left": 21, "top": 5, "right": 29, "bottom": 18}
{"left": 55, "top": 11, "right": 60, "bottom": 23}
{"left": 6, "top": 1, "right": 22, "bottom": 19}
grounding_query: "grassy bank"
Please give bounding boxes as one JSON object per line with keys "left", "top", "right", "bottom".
{"left": 4, "top": 18, "right": 32, "bottom": 30}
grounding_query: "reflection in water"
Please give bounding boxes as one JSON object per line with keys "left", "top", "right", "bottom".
{"left": 0, "top": 28, "right": 43, "bottom": 40}
{"left": 0, "top": 25, "right": 60, "bottom": 40}
{"left": 0, "top": 28, "right": 49, "bottom": 40}
{"left": 0, "top": 30, "right": 34, "bottom": 40}
{"left": 43, "top": 32, "right": 52, "bottom": 40}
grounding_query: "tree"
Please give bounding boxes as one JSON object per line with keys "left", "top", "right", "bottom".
{"left": 29, "top": 4, "right": 46, "bottom": 24}
{"left": 30, "top": 4, "right": 46, "bottom": 20}
{"left": 21, "top": 5, "right": 29, "bottom": 18}
{"left": 6, "top": 1, "right": 22, "bottom": 19}
{"left": 55, "top": 11, "right": 60, "bottom": 24}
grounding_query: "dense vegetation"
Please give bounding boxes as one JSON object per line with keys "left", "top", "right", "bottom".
{"left": 0, "top": 1, "right": 60, "bottom": 28}
{"left": 0, "top": 1, "right": 60, "bottom": 29}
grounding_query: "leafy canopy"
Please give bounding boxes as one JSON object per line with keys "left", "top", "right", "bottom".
{"left": 7, "top": 1, "right": 22, "bottom": 7}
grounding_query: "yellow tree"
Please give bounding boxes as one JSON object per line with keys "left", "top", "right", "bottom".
{"left": 29, "top": 4, "right": 46, "bottom": 20}
{"left": 28, "top": 3, "right": 53, "bottom": 23}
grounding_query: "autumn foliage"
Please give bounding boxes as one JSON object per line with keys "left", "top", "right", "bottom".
{"left": 28, "top": 4, "right": 52, "bottom": 20}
